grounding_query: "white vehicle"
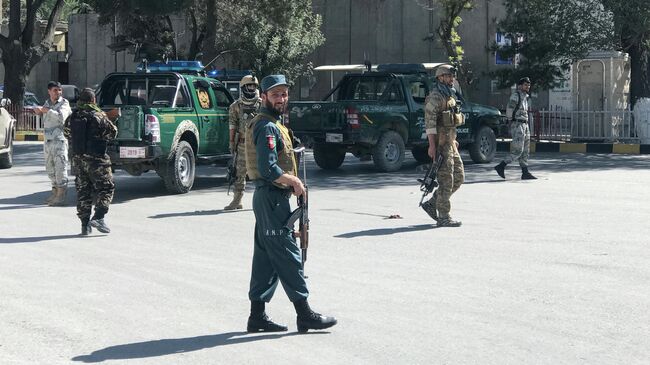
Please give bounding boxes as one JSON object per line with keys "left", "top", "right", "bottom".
{"left": 0, "top": 98, "right": 16, "bottom": 169}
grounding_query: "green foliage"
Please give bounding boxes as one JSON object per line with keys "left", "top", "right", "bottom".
{"left": 492, "top": 0, "right": 614, "bottom": 90}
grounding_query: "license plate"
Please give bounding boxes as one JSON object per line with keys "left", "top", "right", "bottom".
{"left": 325, "top": 133, "right": 343, "bottom": 143}
{"left": 119, "top": 146, "right": 146, "bottom": 158}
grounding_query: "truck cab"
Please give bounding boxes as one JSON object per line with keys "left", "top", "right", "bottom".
{"left": 97, "top": 61, "right": 234, "bottom": 193}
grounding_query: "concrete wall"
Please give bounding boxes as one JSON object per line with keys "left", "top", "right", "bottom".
{"left": 302, "top": 0, "right": 513, "bottom": 108}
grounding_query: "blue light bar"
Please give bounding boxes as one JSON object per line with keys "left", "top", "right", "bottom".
{"left": 136, "top": 61, "right": 205, "bottom": 74}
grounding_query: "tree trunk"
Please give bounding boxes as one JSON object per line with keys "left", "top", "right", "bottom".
{"left": 2, "top": 45, "right": 29, "bottom": 109}
{"left": 627, "top": 41, "right": 650, "bottom": 108}
{"left": 202, "top": 0, "right": 218, "bottom": 66}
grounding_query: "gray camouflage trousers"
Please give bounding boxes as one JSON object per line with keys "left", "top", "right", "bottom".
{"left": 427, "top": 127, "right": 464, "bottom": 219}
{"left": 44, "top": 139, "right": 69, "bottom": 187}
{"left": 505, "top": 121, "right": 530, "bottom": 167}
{"left": 233, "top": 143, "right": 247, "bottom": 194}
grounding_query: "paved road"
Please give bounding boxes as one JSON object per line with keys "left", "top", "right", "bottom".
{"left": 1, "top": 142, "right": 649, "bottom": 365}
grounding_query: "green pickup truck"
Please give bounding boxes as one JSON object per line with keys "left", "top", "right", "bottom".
{"left": 288, "top": 63, "right": 504, "bottom": 172}
{"left": 97, "top": 61, "right": 234, "bottom": 193}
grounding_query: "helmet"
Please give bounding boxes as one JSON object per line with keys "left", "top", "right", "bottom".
{"left": 240, "top": 75, "right": 260, "bottom": 102}
{"left": 240, "top": 75, "right": 259, "bottom": 87}
{"left": 435, "top": 65, "right": 456, "bottom": 78}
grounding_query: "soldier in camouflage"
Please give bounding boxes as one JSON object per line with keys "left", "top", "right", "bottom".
{"left": 224, "top": 75, "right": 261, "bottom": 210}
{"left": 36, "top": 81, "right": 72, "bottom": 206}
{"left": 495, "top": 77, "right": 537, "bottom": 180}
{"left": 64, "top": 88, "right": 117, "bottom": 235}
{"left": 420, "top": 65, "right": 465, "bottom": 227}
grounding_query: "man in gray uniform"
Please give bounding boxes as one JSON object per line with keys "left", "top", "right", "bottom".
{"left": 36, "top": 81, "right": 72, "bottom": 206}
{"left": 494, "top": 77, "right": 537, "bottom": 180}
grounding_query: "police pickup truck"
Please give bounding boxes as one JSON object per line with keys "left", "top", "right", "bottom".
{"left": 97, "top": 61, "right": 234, "bottom": 193}
{"left": 288, "top": 63, "right": 504, "bottom": 172}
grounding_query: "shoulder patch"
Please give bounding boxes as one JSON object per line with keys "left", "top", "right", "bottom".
{"left": 267, "top": 135, "right": 276, "bottom": 150}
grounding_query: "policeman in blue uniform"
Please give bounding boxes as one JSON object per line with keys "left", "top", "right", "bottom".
{"left": 244, "top": 75, "right": 337, "bottom": 333}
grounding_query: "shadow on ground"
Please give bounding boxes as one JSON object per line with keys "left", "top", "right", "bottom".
{"left": 70, "top": 331, "right": 327, "bottom": 362}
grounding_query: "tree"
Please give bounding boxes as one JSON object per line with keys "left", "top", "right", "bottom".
{"left": 601, "top": 0, "right": 650, "bottom": 106}
{"left": 415, "top": 0, "right": 477, "bottom": 89}
{"left": 492, "top": 0, "right": 614, "bottom": 91}
{"left": 0, "top": 0, "right": 66, "bottom": 107}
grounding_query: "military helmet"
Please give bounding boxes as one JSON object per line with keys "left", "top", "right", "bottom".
{"left": 435, "top": 65, "right": 456, "bottom": 78}
{"left": 240, "top": 75, "right": 259, "bottom": 87}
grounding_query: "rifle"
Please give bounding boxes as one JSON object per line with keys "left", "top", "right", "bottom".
{"left": 418, "top": 153, "right": 444, "bottom": 207}
{"left": 226, "top": 131, "right": 240, "bottom": 195}
{"left": 284, "top": 147, "right": 309, "bottom": 272}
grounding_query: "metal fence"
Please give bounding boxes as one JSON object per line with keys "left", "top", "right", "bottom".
{"left": 6, "top": 105, "right": 43, "bottom": 132}
{"left": 530, "top": 109, "right": 641, "bottom": 143}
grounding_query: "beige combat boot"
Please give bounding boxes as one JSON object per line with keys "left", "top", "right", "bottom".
{"left": 44, "top": 187, "right": 56, "bottom": 204}
{"left": 224, "top": 191, "right": 244, "bottom": 210}
{"left": 48, "top": 187, "right": 67, "bottom": 206}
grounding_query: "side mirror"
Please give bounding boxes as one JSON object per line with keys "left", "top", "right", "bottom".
{"left": 0, "top": 98, "right": 10, "bottom": 107}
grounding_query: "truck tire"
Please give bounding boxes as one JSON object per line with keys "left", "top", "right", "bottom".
{"left": 469, "top": 125, "right": 496, "bottom": 163}
{"left": 313, "top": 143, "right": 346, "bottom": 170}
{"left": 372, "top": 130, "right": 405, "bottom": 172}
{"left": 411, "top": 146, "right": 431, "bottom": 163}
{"left": 158, "top": 140, "right": 195, "bottom": 193}
{"left": 0, "top": 138, "right": 13, "bottom": 169}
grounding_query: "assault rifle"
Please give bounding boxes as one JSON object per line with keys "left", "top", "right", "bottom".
{"left": 418, "top": 153, "right": 444, "bottom": 207}
{"left": 284, "top": 147, "right": 309, "bottom": 272}
{"left": 226, "top": 131, "right": 240, "bottom": 195}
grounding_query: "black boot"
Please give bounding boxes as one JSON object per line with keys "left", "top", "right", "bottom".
{"left": 89, "top": 218, "right": 110, "bottom": 233}
{"left": 294, "top": 299, "right": 337, "bottom": 333}
{"left": 80, "top": 222, "right": 92, "bottom": 236}
{"left": 521, "top": 167, "right": 537, "bottom": 180}
{"left": 494, "top": 161, "right": 507, "bottom": 179}
{"left": 247, "top": 301, "right": 288, "bottom": 333}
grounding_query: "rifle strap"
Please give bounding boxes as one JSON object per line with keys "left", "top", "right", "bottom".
{"left": 512, "top": 91, "right": 522, "bottom": 121}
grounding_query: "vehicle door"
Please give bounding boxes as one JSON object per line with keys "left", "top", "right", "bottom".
{"left": 406, "top": 77, "right": 430, "bottom": 143}
{"left": 191, "top": 79, "right": 220, "bottom": 154}
{"left": 210, "top": 82, "right": 233, "bottom": 155}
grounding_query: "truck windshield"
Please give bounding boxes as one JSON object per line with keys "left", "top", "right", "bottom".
{"left": 99, "top": 75, "right": 187, "bottom": 107}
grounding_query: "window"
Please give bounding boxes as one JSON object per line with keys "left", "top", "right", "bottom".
{"left": 409, "top": 81, "right": 429, "bottom": 104}
{"left": 212, "top": 87, "right": 233, "bottom": 108}
{"left": 99, "top": 76, "right": 179, "bottom": 106}
{"left": 341, "top": 77, "right": 392, "bottom": 101}
{"left": 381, "top": 81, "right": 404, "bottom": 102}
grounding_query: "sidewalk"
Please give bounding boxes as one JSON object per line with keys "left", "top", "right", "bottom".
{"left": 497, "top": 141, "right": 650, "bottom": 154}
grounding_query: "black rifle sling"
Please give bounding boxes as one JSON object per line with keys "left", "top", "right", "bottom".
{"left": 511, "top": 91, "right": 522, "bottom": 121}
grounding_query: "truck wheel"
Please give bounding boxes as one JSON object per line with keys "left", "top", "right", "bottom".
{"left": 0, "top": 138, "right": 13, "bottom": 169}
{"left": 372, "top": 130, "right": 405, "bottom": 172}
{"left": 411, "top": 146, "right": 431, "bottom": 163}
{"left": 469, "top": 125, "right": 496, "bottom": 163}
{"left": 313, "top": 143, "right": 346, "bottom": 170}
{"left": 159, "top": 140, "right": 195, "bottom": 193}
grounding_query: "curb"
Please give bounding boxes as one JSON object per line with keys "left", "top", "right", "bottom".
{"left": 497, "top": 141, "right": 650, "bottom": 154}
{"left": 15, "top": 131, "right": 44, "bottom": 142}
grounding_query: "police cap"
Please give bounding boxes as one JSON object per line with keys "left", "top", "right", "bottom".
{"left": 261, "top": 75, "right": 290, "bottom": 93}
{"left": 240, "top": 75, "right": 259, "bottom": 87}
{"left": 518, "top": 77, "right": 531, "bottom": 85}
{"left": 435, "top": 65, "right": 456, "bottom": 77}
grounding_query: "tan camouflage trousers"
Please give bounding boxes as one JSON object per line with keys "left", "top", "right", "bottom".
{"left": 505, "top": 121, "right": 530, "bottom": 167}
{"left": 430, "top": 128, "right": 464, "bottom": 219}
{"left": 44, "top": 139, "right": 69, "bottom": 188}
{"left": 73, "top": 155, "right": 115, "bottom": 223}
{"left": 233, "top": 143, "right": 247, "bottom": 194}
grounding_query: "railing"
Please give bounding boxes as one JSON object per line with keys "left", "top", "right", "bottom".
{"left": 530, "top": 109, "right": 640, "bottom": 143}
{"left": 6, "top": 105, "right": 43, "bottom": 132}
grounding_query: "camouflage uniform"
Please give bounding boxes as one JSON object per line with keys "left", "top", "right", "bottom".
{"left": 504, "top": 89, "right": 530, "bottom": 167}
{"left": 228, "top": 98, "right": 261, "bottom": 194}
{"left": 422, "top": 84, "right": 465, "bottom": 222}
{"left": 42, "top": 97, "right": 72, "bottom": 189}
{"left": 64, "top": 106, "right": 117, "bottom": 225}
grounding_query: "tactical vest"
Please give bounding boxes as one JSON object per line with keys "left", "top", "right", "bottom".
{"left": 438, "top": 95, "right": 465, "bottom": 128}
{"left": 245, "top": 112, "right": 297, "bottom": 187}
{"left": 236, "top": 99, "right": 261, "bottom": 136}
{"left": 70, "top": 110, "right": 108, "bottom": 156}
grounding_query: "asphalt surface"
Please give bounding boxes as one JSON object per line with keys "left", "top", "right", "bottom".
{"left": 1, "top": 142, "right": 649, "bottom": 365}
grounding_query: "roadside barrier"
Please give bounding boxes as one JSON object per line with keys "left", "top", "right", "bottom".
{"left": 530, "top": 109, "right": 639, "bottom": 143}
{"left": 7, "top": 105, "right": 43, "bottom": 132}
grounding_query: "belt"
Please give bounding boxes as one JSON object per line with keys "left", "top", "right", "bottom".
{"left": 239, "top": 137, "right": 246, "bottom": 143}
{"left": 513, "top": 119, "right": 528, "bottom": 123}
